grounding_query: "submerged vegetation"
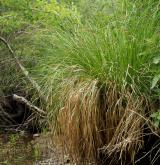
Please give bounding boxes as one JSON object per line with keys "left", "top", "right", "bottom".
{"left": 0, "top": 0, "right": 160, "bottom": 164}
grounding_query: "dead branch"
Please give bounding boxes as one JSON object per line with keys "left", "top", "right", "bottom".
{"left": 12, "top": 94, "right": 46, "bottom": 116}
{"left": 0, "top": 36, "right": 42, "bottom": 99}
{"left": 13, "top": 94, "right": 46, "bottom": 115}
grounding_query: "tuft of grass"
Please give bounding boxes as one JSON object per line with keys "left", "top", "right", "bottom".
{"left": 49, "top": 0, "right": 160, "bottom": 164}
{"left": 1, "top": 0, "right": 159, "bottom": 164}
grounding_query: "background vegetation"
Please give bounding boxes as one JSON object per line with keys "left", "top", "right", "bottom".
{"left": 0, "top": 0, "right": 160, "bottom": 164}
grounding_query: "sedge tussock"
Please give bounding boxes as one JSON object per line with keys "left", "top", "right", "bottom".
{"left": 57, "top": 80, "right": 150, "bottom": 164}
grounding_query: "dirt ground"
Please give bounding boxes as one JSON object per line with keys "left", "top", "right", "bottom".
{"left": 0, "top": 132, "right": 71, "bottom": 165}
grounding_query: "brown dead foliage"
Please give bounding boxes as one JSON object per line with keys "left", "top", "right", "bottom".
{"left": 57, "top": 81, "right": 153, "bottom": 164}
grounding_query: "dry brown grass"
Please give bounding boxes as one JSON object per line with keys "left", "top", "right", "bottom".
{"left": 56, "top": 80, "right": 151, "bottom": 164}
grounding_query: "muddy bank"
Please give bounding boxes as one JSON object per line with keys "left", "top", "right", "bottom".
{"left": 0, "top": 133, "right": 71, "bottom": 165}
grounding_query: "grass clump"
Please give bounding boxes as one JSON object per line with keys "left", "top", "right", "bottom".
{"left": 0, "top": 0, "right": 160, "bottom": 164}
{"left": 58, "top": 82, "right": 147, "bottom": 164}
{"left": 48, "top": 0, "right": 160, "bottom": 164}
